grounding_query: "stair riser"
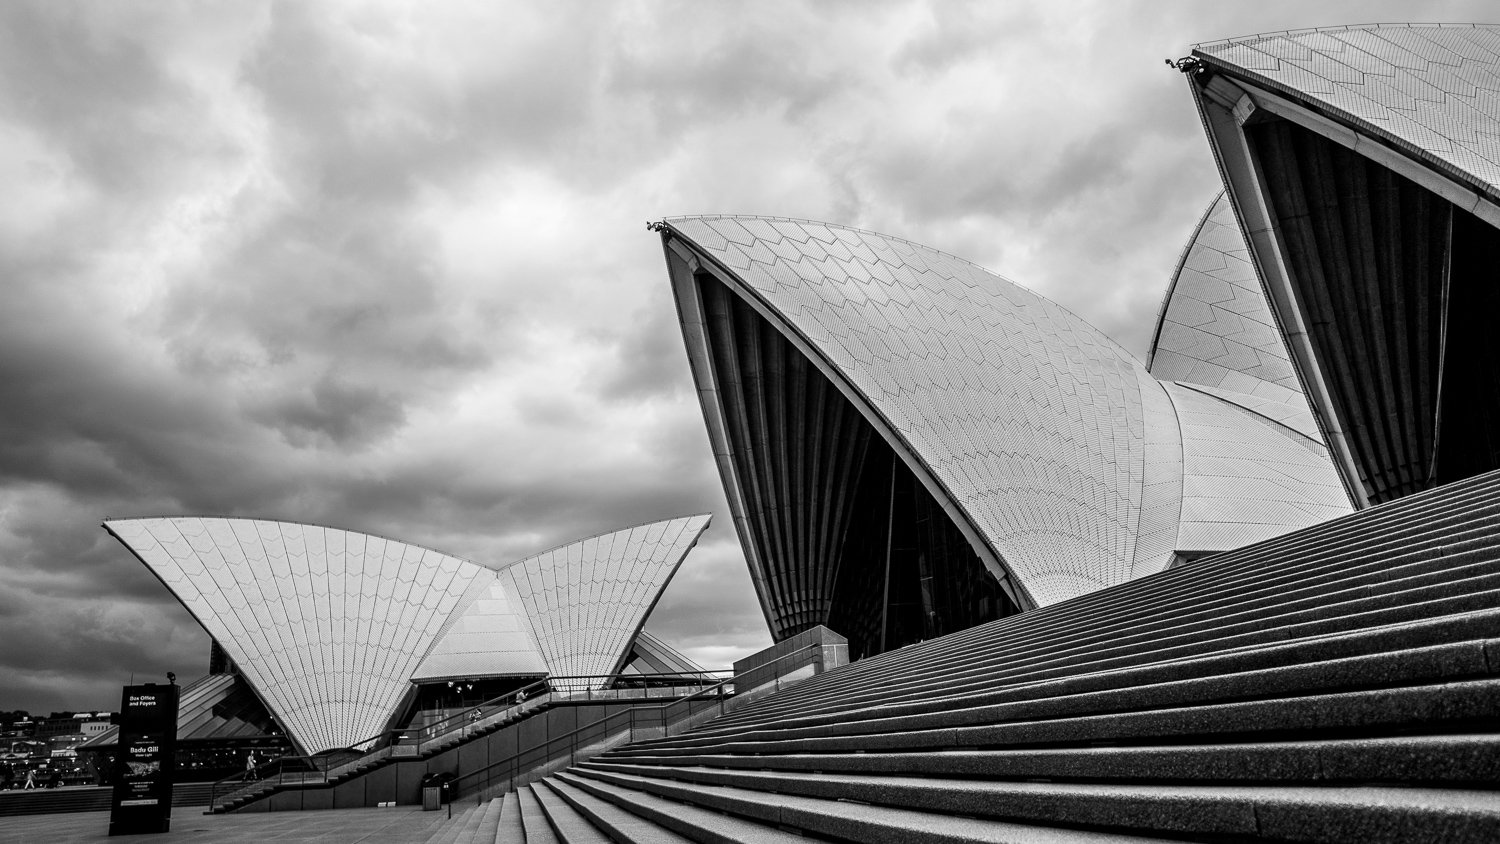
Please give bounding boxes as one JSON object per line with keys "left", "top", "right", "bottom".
{"left": 572, "top": 766, "right": 1500, "bottom": 842}
{"left": 529, "top": 780, "right": 615, "bottom": 844}
{"left": 612, "top": 638, "right": 1496, "bottom": 753}
{"left": 649, "top": 610, "right": 1500, "bottom": 743}
{"left": 624, "top": 678, "right": 1500, "bottom": 757}
{"left": 634, "top": 592, "right": 1500, "bottom": 749}
{"left": 757, "top": 500, "right": 1500, "bottom": 697}
{"left": 708, "top": 552, "right": 1500, "bottom": 728}
{"left": 593, "top": 733, "right": 1500, "bottom": 786}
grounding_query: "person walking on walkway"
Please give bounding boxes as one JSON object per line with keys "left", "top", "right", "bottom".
{"left": 22, "top": 769, "right": 35, "bottom": 789}
{"left": 243, "top": 751, "right": 257, "bottom": 782}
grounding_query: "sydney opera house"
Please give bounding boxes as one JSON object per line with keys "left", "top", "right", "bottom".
{"left": 82, "top": 23, "right": 1500, "bottom": 840}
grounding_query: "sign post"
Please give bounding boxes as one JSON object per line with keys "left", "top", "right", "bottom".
{"left": 108, "top": 683, "right": 179, "bottom": 836}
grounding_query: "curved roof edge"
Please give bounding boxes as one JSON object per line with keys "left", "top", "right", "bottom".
{"left": 1191, "top": 23, "right": 1500, "bottom": 210}
{"left": 658, "top": 218, "right": 1038, "bottom": 611}
{"left": 1171, "top": 382, "right": 1322, "bottom": 445}
{"left": 495, "top": 513, "right": 712, "bottom": 684}
{"left": 1147, "top": 192, "right": 1306, "bottom": 406}
{"left": 655, "top": 214, "right": 1142, "bottom": 367}
{"left": 491, "top": 512, "right": 713, "bottom": 573}
{"left": 1147, "top": 193, "right": 1220, "bottom": 372}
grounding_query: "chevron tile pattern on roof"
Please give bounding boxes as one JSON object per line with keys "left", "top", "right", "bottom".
{"left": 106, "top": 518, "right": 483, "bottom": 755}
{"left": 496, "top": 515, "right": 711, "bottom": 683}
{"left": 1149, "top": 193, "right": 1307, "bottom": 409}
{"left": 1194, "top": 24, "right": 1500, "bottom": 198}
{"left": 1179, "top": 381, "right": 1322, "bottom": 443}
{"left": 1166, "top": 382, "right": 1350, "bottom": 553}
{"left": 668, "top": 216, "right": 1155, "bottom": 607}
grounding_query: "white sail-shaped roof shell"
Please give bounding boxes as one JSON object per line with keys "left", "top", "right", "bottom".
{"left": 660, "top": 215, "right": 1351, "bottom": 619}
{"left": 496, "top": 514, "right": 710, "bottom": 683}
{"left": 1149, "top": 192, "right": 1308, "bottom": 409}
{"left": 106, "top": 518, "right": 485, "bottom": 755}
{"left": 107, "top": 514, "right": 710, "bottom": 754}
{"left": 1166, "top": 382, "right": 1350, "bottom": 552}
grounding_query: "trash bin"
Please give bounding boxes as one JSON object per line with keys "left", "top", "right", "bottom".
{"left": 418, "top": 771, "right": 457, "bottom": 807}
{"left": 421, "top": 785, "right": 440, "bottom": 811}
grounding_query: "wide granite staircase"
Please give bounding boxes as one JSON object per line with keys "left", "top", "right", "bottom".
{"left": 436, "top": 467, "right": 1500, "bottom": 842}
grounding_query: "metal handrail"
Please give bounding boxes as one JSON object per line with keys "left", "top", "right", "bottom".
{"left": 207, "top": 753, "right": 321, "bottom": 810}
{"left": 206, "top": 719, "right": 407, "bottom": 810}
{"left": 204, "top": 669, "right": 732, "bottom": 811}
{"left": 417, "top": 671, "right": 726, "bottom": 743}
{"left": 452, "top": 643, "right": 826, "bottom": 800}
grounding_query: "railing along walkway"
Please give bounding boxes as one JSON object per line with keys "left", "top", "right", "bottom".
{"left": 207, "top": 670, "right": 727, "bottom": 813}
{"left": 455, "top": 643, "right": 828, "bottom": 802}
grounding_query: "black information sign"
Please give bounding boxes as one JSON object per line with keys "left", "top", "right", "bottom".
{"left": 108, "top": 683, "right": 179, "bottom": 836}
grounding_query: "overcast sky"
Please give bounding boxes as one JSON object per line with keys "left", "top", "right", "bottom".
{"left": 1, "top": 1, "right": 1492, "bottom": 714}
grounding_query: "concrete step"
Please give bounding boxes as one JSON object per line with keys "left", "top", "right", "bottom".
{"left": 709, "top": 554, "right": 1500, "bottom": 729}
{"left": 427, "top": 804, "right": 481, "bottom": 844}
{"left": 530, "top": 779, "right": 611, "bottom": 843}
{"left": 553, "top": 770, "right": 809, "bottom": 843}
{"left": 571, "top": 765, "right": 1500, "bottom": 843}
{"left": 468, "top": 797, "right": 504, "bottom": 844}
{"left": 541, "top": 473, "right": 1500, "bottom": 843}
{"left": 622, "top": 617, "right": 1500, "bottom": 754}
{"left": 706, "top": 552, "right": 1500, "bottom": 729}
{"left": 685, "top": 610, "right": 1500, "bottom": 744}
{"left": 517, "top": 785, "right": 560, "bottom": 844}
{"left": 716, "top": 482, "right": 1500, "bottom": 707}
{"left": 448, "top": 800, "right": 487, "bottom": 844}
{"left": 542, "top": 775, "right": 695, "bottom": 843}
{"left": 498, "top": 791, "right": 524, "bottom": 843}
{"left": 595, "top": 733, "right": 1500, "bottom": 787}
{"left": 616, "top": 678, "right": 1500, "bottom": 757}
{"left": 0, "top": 786, "right": 111, "bottom": 817}
{"left": 568, "top": 767, "right": 1183, "bottom": 844}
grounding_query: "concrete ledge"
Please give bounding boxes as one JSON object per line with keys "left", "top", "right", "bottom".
{"left": 732, "top": 626, "right": 848, "bottom": 703}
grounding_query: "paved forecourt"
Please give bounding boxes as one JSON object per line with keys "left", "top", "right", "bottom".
{"left": 0, "top": 806, "right": 452, "bottom": 844}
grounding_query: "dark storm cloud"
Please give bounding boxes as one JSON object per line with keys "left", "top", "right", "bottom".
{"left": 254, "top": 373, "right": 407, "bottom": 448}
{"left": 4, "top": 0, "right": 1499, "bottom": 713}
